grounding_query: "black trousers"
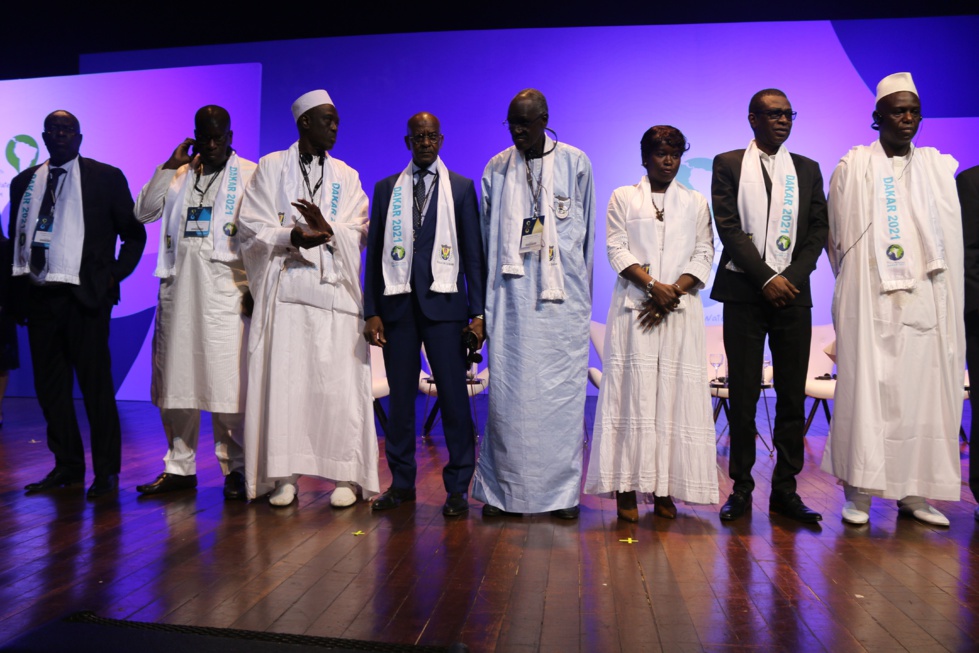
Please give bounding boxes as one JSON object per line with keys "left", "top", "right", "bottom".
{"left": 723, "top": 302, "right": 811, "bottom": 496}
{"left": 381, "top": 294, "right": 474, "bottom": 494}
{"left": 27, "top": 285, "right": 121, "bottom": 477}
{"left": 966, "top": 310, "right": 979, "bottom": 502}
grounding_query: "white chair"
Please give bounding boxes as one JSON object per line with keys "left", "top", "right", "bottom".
{"left": 705, "top": 325, "right": 729, "bottom": 422}
{"left": 584, "top": 320, "right": 609, "bottom": 447}
{"left": 418, "top": 344, "right": 489, "bottom": 439}
{"left": 588, "top": 320, "right": 606, "bottom": 389}
{"left": 369, "top": 345, "right": 391, "bottom": 435}
{"left": 803, "top": 324, "right": 836, "bottom": 436}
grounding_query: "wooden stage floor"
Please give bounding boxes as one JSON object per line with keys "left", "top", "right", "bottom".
{"left": 0, "top": 395, "right": 977, "bottom": 652}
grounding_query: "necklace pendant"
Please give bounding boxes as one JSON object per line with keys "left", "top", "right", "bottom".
{"left": 655, "top": 209, "right": 665, "bottom": 221}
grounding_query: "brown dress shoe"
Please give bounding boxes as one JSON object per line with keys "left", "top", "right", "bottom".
{"left": 653, "top": 494, "right": 677, "bottom": 519}
{"left": 616, "top": 490, "right": 639, "bottom": 522}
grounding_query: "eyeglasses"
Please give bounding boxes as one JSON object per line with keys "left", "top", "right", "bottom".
{"left": 409, "top": 132, "right": 441, "bottom": 144}
{"left": 753, "top": 109, "right": 798, "bottom": 122}
{"left": 44, "top": 126, "right": 78, "bottom": 136}
{"left": 503, "top": 114, "right": 544, "bottom": 130}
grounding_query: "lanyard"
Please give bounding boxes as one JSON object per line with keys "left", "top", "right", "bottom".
{"left": 47, "top": 168, "right": 67, "bottom": 212}
{"left": 525, "top": 157, "right": 543, "bottom": 215}
{"left": 413, "top": 170, "right": 439, "bottom": 216}
{"left": 299, "top": 155, "right": 325, "bottom": 201}
{"left": 193, "top": 165, "right": 225, "bottom": 207}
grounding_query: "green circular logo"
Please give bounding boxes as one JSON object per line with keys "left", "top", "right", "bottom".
{"left": 5, "top": 135, "right": 40, "bottom": 172}
{"left": 776, "top": 235, "right": 791, "bottom": 251}
{"left": 886, "top": 244, "right": 904, "bottom": 261}
{"left": 391, "top": 245, "right": 406, "bottom": 261}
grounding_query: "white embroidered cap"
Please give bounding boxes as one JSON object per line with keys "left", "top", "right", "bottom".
{"left": 876, "top": 72, "right": 918, "bottom": 103}
{"left": 291, "top": 90, "right": 334, "bottom": 122}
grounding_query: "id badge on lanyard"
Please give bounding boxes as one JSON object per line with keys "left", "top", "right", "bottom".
{"left": 185, "top": 206, "right": 212, "bottom": 237}
{"left": 519, "top": 215, "right": 544, "bottom": 253}
{"left": 32, "top": 214, "right": 55, "bottom": 249}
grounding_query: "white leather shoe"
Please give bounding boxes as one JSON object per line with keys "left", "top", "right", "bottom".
{"left": 269, "top": 480, "right": 298, "bottom": 506}
{"left": 841, "top": 501, "right": 869, "bottom": 525}
{"left": 900, "top": 504, "right": 949, "bottom": 527}
{"left": 330, "top": 481, "right": 358, "bottom": 508}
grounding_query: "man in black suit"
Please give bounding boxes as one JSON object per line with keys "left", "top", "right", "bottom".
{"left": 711, "top": 89, "right": 828, "bottom": 523}
{"left": 8, "top": 110, "right": 146, "bottom": 498}
{"left": 363, "top": 112, "right": 485, "bottom": 517}
{"left": 959, "top": 164, "right": 979, "bottom": 521}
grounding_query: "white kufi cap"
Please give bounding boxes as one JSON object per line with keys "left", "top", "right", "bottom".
{"left": 875, "top": 72, "right": 918, "bottom": 103}
{"left": 292, "top": 90, "right": 334, "bottom": 122}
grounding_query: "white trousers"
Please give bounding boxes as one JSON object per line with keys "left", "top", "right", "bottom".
{"left": 161, "top": 408, "right": 245, "bottom": 476}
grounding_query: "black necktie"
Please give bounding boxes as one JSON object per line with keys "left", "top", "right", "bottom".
{"left": 413, "top": 170, "right": 428, "bottom": 238}
{"left": 30, "top": 167, "right": 66, "bottom": 274}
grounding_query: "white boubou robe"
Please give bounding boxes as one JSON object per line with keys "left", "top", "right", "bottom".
{"left": 585, "top": 177, "right": 717, "bottom": 504}
{"left": 134, "top": 154, "right": 257, "bottom": 413}
{"left": 472, "top": 139, "right": 595, "bottom": 513}
{"left": 237, "top": 143, "right": 379, "bottom": 500}
{"left": 822, "top": 143, "right": 963, "bottom": 500}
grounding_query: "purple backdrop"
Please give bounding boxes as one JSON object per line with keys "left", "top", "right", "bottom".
{"left": 3, "top": 17, "right": 975, "bottom": 400}
{"left": 0, "top": 64, "right": 262, "bottom": 399}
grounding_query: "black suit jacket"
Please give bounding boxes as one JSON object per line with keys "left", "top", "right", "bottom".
{"left": 7, "top": 156, "right": 146, "bottom": 314}
{"left": 958, "top": 165, "right": 979, "bottom": 314}
{"left": 364, "top": 169, "right": 485, "bottom": 323}
{"left": 709, "top": 149, "right": 828, "bottom": 307}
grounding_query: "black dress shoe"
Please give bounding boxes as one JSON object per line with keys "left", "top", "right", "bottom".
{"left": 371, "top": 486, "right": 416, "bottom": 511}
{"left": 443, "top": 492, "right": 470, "bottom": 517}
{"left": 769, "top": 491, "right": 822, "bottom": 523}
{"left": 25, "top": 468, "right": 84, "bottom": 493}
{"left": 552, "top": 505, "right": 580, "bottom": 520}
{"left": 136, "top": 472, "right": 197, "bottom": 495}
{"left": 87, "top": 474, "right": 119, "bottom": 499}
{"left": 223, "top": 470, "right": 247, "bottom": 500}
{"left": 719, "top": 491, "right": 752, "bottom": 521}
{"left": 481, "top": 503, "right": 523, "bottom": 517}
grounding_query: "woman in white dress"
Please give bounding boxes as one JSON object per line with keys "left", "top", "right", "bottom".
{"left": 585, "top": 126, "right": 718, "bottom": 521}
